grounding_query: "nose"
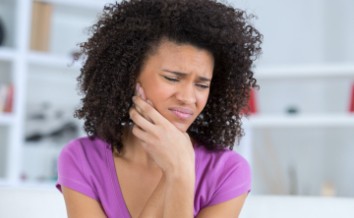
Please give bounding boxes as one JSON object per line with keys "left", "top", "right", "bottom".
{"left": 175, "top": 83, "right": 197, "bottom": 104}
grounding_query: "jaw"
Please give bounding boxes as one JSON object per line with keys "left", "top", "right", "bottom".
{"left": 172, "top": 122, "right": 190, "bottom": 132}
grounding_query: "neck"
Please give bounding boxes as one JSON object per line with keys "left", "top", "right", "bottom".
{"left": 118, "top": 126, "right": 158, "bottom": 168}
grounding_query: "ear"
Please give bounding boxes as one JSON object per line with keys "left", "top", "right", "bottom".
{"left": 137, "top": 83, "right": 147, "bottom": 100}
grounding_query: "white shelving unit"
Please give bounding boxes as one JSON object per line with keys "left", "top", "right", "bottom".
{"left": 0, "top": 48, "right": 17, "bottom": 61}
{"left": 0, "top": 0, "right": 114, "bottom": 186}
{"left": 0, "top": 114, "right": 14, "bottom": 125}
{"left": 249, "top": 114, "right": 354, "bottom": 128}
{"left": 256, "top": 64, "right": 354, "bottom": 79}
{"left": 38, "top": 0, "right": 107, "bottom": 10}
{"left": 244, "top": 65, "right": 354, "bottom": 197}
{"left": 27, "top": 51, "right": 81, "bottom": 70}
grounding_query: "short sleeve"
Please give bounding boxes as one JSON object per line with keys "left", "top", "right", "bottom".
{"left": 56, "top": 140, "right": 98, "bottom": 200}
{"left": 207, "top": 154, "right": 251, "bottom": 206}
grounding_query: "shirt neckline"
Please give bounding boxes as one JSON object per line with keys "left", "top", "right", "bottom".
{"left": 104, "top": 140, "right": 201, "bottom": 218}
{"left": 105, "top": 145, "right": 132, "bottom": 218}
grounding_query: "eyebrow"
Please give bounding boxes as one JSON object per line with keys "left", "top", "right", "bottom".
{"left": 162, "top": 69, "right": 211, "bottom": 82}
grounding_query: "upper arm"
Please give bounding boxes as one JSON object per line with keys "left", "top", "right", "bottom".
{"left": 62, "top": 186, "right": 107, "bottom": 218}
{"left": 196, "top": 193, "right": 248, "bottom": 218}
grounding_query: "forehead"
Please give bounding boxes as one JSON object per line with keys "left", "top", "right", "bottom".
{"left": 145, "top": 39, "right": 214, "bottom": 78}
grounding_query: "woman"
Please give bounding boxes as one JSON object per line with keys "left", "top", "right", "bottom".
{"left": 56, "top": 0, "right": 262, "bottom": 217}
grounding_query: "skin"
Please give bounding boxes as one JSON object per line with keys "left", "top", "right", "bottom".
{"left": 62, "top": 39, "right": 248, "bottom": 218}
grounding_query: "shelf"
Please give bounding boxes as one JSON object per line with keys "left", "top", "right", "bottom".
{"left": 256, "top": 64, "right": 354, "bottom": 80}
{"left": 36, "top": 0, "right": 108, "bottom": 11}
{"left": 0, "top": 113, "right": 14, "bottom": 125}
{"left": 0, "top": 178, "right": 10, "bottom": 186}
{"left": 27, "top": 51, "right": 81, "bottom": 70}
{"left": 0, "top": 179, "right": 55, "bottom": 189}
{"left": 16, "top": 181, "right": 57, "bottom": 189}
{"left": 248, "top": 114, "right": 354, "bottom": 128}
{"left": 0, "top": 48, "right": 17, "bottom": 62}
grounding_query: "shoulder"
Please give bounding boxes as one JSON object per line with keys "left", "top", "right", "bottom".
{"left": 194, "top": 144, "right": 250, "bottom": 173}
{"left": 58, "top": 136, "right": 111, "bottom": 177}
{"left": 56, "top": 136, "right": 111, "bottom": 200}
{"left": 194, "top": 144, "right": 251, "bottom": 211}
{"left": 60, "top": 136, "right": 109, "bottom": 159}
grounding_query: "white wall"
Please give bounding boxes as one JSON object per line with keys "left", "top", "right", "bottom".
{"left": 324, "top": 0, "right": 354, "bottom": 63}
{"left": 230, "top": 0, "right": 354, "bottom": 66}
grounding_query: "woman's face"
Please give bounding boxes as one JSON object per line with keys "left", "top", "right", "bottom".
{"left": 136, "top": 39, "right": 214, "bottom": 132}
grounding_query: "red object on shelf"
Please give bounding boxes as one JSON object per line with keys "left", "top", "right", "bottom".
{"left": 4, "top": 83, "right": 14, "bottom": 113}
{"left": 350, "top": 83, "right": 354, "bottom": 113}
{"left": 241, "top": 88, "right": 257, "bottom": 114}
{"left": 248, "top": 88, "right": 257, "bottom": 114}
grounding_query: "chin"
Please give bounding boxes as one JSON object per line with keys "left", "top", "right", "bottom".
{"left": 172, "top": 121, "right": 191, "bottom": 132}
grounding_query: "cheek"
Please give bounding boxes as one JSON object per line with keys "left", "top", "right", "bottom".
{"left": 197, "top": 92, "right": 210, "bottom": 110}
{"left": 140, "top": 75, "right": 163, "bottom": 100}
{"left": 143, "top": 83, "right": 172, "bottom": 104}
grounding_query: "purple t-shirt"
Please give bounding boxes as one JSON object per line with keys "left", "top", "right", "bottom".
{"left": 56, "top": 137, "right": 251, "bottom": 217}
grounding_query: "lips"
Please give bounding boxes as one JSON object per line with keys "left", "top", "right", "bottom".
{"left": 169, "top": 107, "right": 194, "bottom": 120}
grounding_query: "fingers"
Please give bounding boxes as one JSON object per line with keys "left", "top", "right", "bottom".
{"left": 130, "top": 83, "right": 158, "bottom": 134}
{"left": 134, "top": 83, "right": 153, "bottom": 122}
{"left": 130, "top": 97, "right": 159, "bottom": 145}
{"left": 129, "top": 105, "right": 155, "bottom": 131}
{"left": 132, "top": 96, "right": 165, "bottom": 125}
{"left": 130, "top": 118, "right": 151, "bottom": 145}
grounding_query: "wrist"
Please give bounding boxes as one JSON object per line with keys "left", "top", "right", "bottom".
{"left": 163, "top": 167, "right": 195, "bottom": 184}
{"left": 163, "top": 155, "right": 195, "bottom": 176}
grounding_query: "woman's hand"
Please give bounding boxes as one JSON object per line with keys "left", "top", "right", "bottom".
{"left": 129, "top": 83, "right": 195, "bottom": 178}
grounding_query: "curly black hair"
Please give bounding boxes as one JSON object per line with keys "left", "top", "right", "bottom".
{"left": 75, "top": 0, "right": 262, "bottom": 151}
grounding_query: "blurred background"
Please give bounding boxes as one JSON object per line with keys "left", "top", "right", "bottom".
{"left": 0, "top": 0, "right": 353, "bottom": 216}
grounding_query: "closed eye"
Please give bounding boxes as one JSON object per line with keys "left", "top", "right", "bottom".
{"left": 163, "top": 76, "right": 179, "bottom": 82}
{"left": 163, "top": 75, "right": 209, "bottom": 89}
{"left": 196, "top": 84, "right": 209, "bottom": 89}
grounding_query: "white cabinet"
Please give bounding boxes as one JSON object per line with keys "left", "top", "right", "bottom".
{"left": 0, "top": 0, "right": 112, "bottom": 185}
{"left": 243, "top": 65, "right": 354, "bottom": 197}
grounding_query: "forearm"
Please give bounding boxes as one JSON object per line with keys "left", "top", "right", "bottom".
{"left": 162, "top": 171, "right": 195, "bottom": 218}
{"left": 138, "top": 171, "right": 195, "bottom": 218}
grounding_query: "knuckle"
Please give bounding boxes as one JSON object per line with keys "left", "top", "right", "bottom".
{"left": 140, "top": 102, "right": 147, "bottom": 112}
{"left": 132, "top": 126, "right": 139, "bottom": 135}
{"left": 144, "top": 105, "right": 152, "bottom": 114}
{"left": 129, "top": 109, "right": 138, "bottom": 120}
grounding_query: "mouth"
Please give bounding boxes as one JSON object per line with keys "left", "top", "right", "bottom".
{"left": 168, "top": 107, "right": 194, "bottom": 120}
